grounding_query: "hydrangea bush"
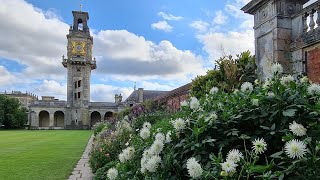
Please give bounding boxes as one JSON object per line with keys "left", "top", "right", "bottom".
{"left": 92, "top": 63, "right": 320, "bottom": 179}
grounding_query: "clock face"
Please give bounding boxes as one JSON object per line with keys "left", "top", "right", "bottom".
{"left": 71, "top": 41, "right": 86, "bottom": 56}
{"left": 76, "top": 44, "right": 83, "bottom": 51}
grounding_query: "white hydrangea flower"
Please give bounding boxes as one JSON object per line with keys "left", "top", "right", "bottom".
{"left": 143, "top": 149, "right": 152, "bottom": 159}
{"left": 300, "top": 76, "right": 309, "bottom": 83}
{"left": 190, "top": 97, "right": 200, "bottom": 110}
{"left": 140, "top": 127, "right": 150, "bottom": 139}
{"left": 145, "top": 155, "right": 161, "bottom": 172}
{"left": 241, "top": 82, "right": 253, "bottom": 93}
{"left": 155, "top": 133, "right": 165, "bottom": 142}
{"left": 262, "top": 78, "right": 272, "bottom": 89}
{"left": 226, "top": 149, "right": 243, "bottom": 163}
{"left": 124, "top": 147, "right": 135, "bottom": 160}
{"left": 252, "top": 138, "right": 267, "bottom": 154}
{"left": 107, "top": 167, "right": 118, "bottom": 180}
{"left": 307, "top": 83, "right": 320, "bottom": 96}
{"left": 186, "top": 157, "right": 203, "bottom": 178}
{"left": 270, "top": 63, "right": 283, "bottom": 75}
{"left": 205, "top": 112, "right": 218, "bottom": 125}
{"left": 143, "top": 122, "right": 152, "bottom": 129}
{"left": 251, "top": 99, "right": 259, "bottom": 106}
{"left": 119, "top": 120, "right": 133, "bottom": 132}
{"left": 172, "top": 118, "right": 186, "bottom": 132}
{"left": 119, "top": 152, "right": 126, "bottom": 163}
{"left": 289, "top": 121, "right": 307, "bottom": 136}
{"left": 150, "top": 140, "right": 164, "bottom": 155}
{"left": 220, "top": 160, "right": 237, "bottom": 173}
{"left": 180, "top": 100, "right": 188, "bottom": 107}
{"left": 119, "top": 147, "right": 135, "bottom": 163}
{"left": 267, "top": 92, "right": 275, "bottom": 98}
{"left": 210, "top": 86, "right": 219, "bottom": 94}
{"left": 254, "top": 79, "right": 260, "bottom": 85}
{"left": 165, "top": 131, "right": 172, "bottom": 143}
{"left": 284, "top": 139, "right": 307, "bottom": 159}
{"left": 280, "top": 75, "right": 294, "bottom": 85}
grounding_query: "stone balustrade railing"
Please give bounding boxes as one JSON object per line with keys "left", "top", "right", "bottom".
{"left": 30, "top": 101, "right": 67, "bottom": 107}
{"left": 302, "top": 1, "right": 320, "bottom": 34}
{"left": 292, "top": 1, "right": 320, "bottom": 50}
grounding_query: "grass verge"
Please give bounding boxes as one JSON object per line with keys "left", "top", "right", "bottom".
{"left": 0, "top": 130, "right": 92, "bottom": 180}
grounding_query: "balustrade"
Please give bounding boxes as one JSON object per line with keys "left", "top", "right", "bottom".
{"left": 303, "top": 3, "right": 320, "bottom": 34}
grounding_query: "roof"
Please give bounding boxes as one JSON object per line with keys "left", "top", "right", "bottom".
{"left": 125, "top": 90, "right": 169, "bottom": 102}
{"left": 155, "top": 83, "right": 191, "bottom": 100}
{"left": 89, "top": 102, "right": 118, "bottom": 107}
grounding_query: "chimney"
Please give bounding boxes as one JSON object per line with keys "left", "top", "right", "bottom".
{"left": 119, "top": 93, "right": 122, "bottom": 102}
{"left": 114, "top": 94, "right": 118, "bottom": 103}
{"left": 138, "top": 88, "right": 143, "bottom": 103}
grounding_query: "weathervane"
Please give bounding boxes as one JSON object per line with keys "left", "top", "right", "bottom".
{"left": 80, "top": 0, "right": 83, "bottom": 11}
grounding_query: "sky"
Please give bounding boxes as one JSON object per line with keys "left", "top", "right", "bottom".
{"left": 0, "top": 0, "right": 313, "bottom": 102}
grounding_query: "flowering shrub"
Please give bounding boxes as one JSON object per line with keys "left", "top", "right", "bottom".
{"left": 92, "top": 63, "right": 320, "bottom": 179}
{"left": 92, "top": 122, "right": 110, "bottom": 136}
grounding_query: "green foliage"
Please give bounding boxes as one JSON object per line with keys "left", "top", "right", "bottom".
{"left": 191, "top": 51, "right": 256, "bottom": 98}
{"left": 0, "top": 95, "right": 27, "bottom": 129}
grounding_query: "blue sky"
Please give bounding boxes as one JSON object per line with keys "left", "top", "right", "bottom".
{"left": 0, "top": 0, "right": 256, "bottom": 102}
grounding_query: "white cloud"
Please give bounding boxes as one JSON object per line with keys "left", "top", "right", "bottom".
{"left": 34, "top": 80, "right": 66, "bottom": 100}
{"left": 140, "top": 81, "right": 174, "bottom": 91}
{"left": 190, "top": 20, "right": 210, "bottom": 33}
{"left": 91, "top": 84, "right": 133, "bottom": 102}
{"left": 158, "top": 12, "right": 183, "bottom": 21}
{"left": 213, "top": 11, "right": 227, "bottom": 25}
{"left": 94, "top": 30, "right": 205, "bottom": 80}
{"left": 197, "top": 30, "right": 254, "bottom": 62}
{"left": 151, "top": 21, "right": 173, "bottom": 32}
{"left": 0, "top": 66, "right": 16, "bottom": 86}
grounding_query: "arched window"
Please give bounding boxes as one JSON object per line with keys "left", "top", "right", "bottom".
{"left": 78, "top": 19, "right": 83, "bottom": 30}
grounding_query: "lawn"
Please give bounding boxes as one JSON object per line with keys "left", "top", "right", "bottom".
{"left": 0, "top": 130, "right": 92, "bottom": 180}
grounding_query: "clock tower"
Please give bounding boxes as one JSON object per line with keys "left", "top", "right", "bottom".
{"left": 62, "top": 11, "right": 96, "bottom": 129}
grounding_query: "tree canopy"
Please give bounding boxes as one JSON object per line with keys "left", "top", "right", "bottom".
{"left": 0, "top": 95, "right": 27, "bottom": 129}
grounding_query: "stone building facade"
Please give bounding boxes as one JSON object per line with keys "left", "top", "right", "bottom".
{"left": 29, "top": 10, "right": 123, "bottom": 130}
{"left": 242, "top": 0, "right": 320, "bottom": 81}
{"left": 0, "top": 91, "right": 38, "bottom": 109}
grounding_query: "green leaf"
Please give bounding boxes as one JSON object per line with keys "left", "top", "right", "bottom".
{"left": 279, "top": 173, "right": 284, "bottom": 180}
{"left": 270, "top": 151, "right": 283, "bottom": 158}
{"left": 249, "top": 165, "right": 271, "bottom": 173}
{"left": 271, "top": 123, "right": 275, "bottom": 131}
{"left": 282, "top": 109, "right": 297, "bottom": 117}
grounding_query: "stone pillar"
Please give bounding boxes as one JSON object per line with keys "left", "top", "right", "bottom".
{"left": 242, "top": 0, "right": 308, "bottom": 78}
{"left": 49, "top": 112, "right": 54, "bottom": 128}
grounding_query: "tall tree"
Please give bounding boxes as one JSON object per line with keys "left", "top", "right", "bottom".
{"left": 0, "top": 95, "right": 27, "bottom": 129}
